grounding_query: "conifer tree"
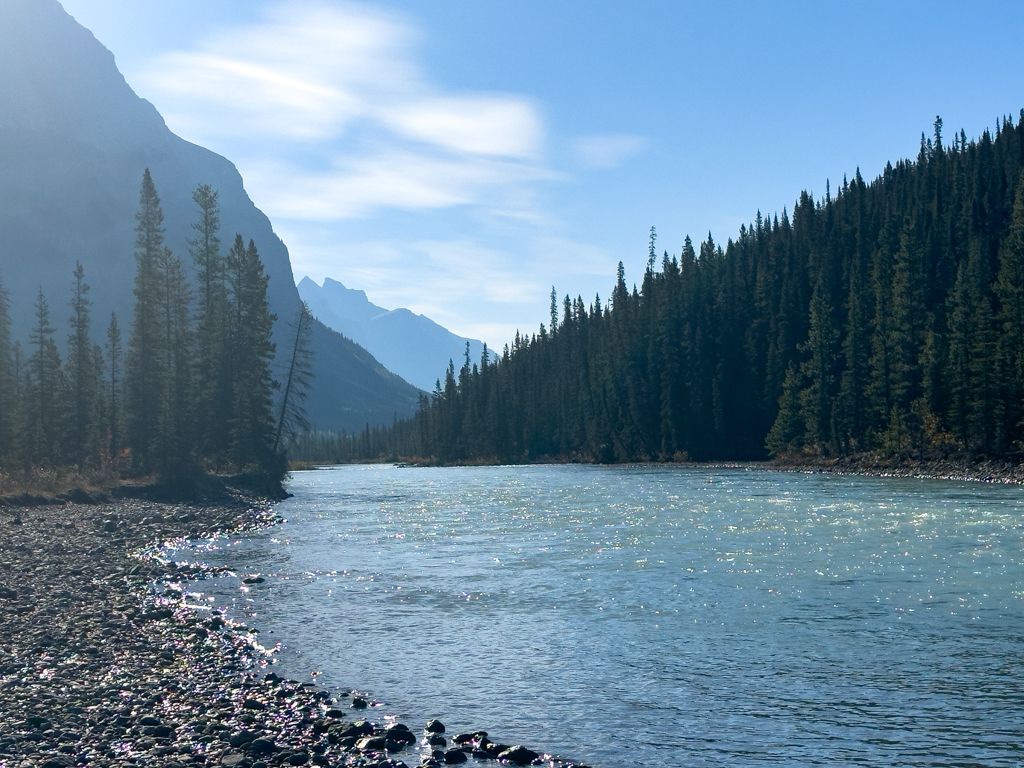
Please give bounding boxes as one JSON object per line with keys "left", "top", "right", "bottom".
{"left": 66, "top": 262, "right": 100, "bottom": 467}
{"left": 227, "top": 238, "right": 277, "bottom": 471}
{"left": 837, "top": 254, "right": 871, "bottom": 450}
{"left": 26, "top": 289, "right": 62, "bottom": 464}
{"left": 867, "top": 231, "right": 899, "bottom": 432}
{"left": 798, "top": 276, "right": 840, "bottom": 452}
{"left": 105, "top": 313, "right": 122, "bottom": 459}
{"left": 766, "top": 364, "right": 803, "bottom": 456}
{"left": 125, "top": 169, "right": 168, "bottom": 474}
{"left": 994, "top": 173, "right": 1024, "bottom": 433}
{"left": 189, "top": 184, "right": 229, "bottom": 461}
{"left": 946, "top": 241, "right": 998, "bottom": 453}
{"left": 0, "top": 273, "right": 14, "bottom": 463}
{"left": 155, "top": 243, "right": 194, "bottom": 478}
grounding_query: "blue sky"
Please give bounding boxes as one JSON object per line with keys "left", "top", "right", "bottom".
{"left": 58, "top": 0, "right": 1024, "bottom": 348}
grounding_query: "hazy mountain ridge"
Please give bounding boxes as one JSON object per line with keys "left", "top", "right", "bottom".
{"left": 299, "top": 277, "right": 484, "bottom": 391}
{"left": 0, "top": 0, "right": 420, "bottom": 430}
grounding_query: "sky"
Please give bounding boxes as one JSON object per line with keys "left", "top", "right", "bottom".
{"left": 57, "top": 0, "right": 1024, "bottom": 348}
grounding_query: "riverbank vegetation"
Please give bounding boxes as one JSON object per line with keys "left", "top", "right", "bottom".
{"left": 0, "top": 171, "right": 311, "bottom": 496}
{"left": 315, "top": 113, "right": 1024, "bottom": 467}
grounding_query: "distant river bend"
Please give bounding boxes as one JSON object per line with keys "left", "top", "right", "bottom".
{"left": 173, "top": 465, "right": 1024, "bottom": 768}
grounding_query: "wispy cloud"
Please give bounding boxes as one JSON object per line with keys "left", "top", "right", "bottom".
{"left": 138, "top": 0, "right": 550, "bottom": 217}
{"left": 244, "top": 151, "right": 559, "bottom": 220}
{"left": 572, "top": 133, "right": 649, "bottom": 168}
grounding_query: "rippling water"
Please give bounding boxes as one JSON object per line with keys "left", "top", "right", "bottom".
{"left": 173, "top": 464, "right": 1024, "bottom": 767}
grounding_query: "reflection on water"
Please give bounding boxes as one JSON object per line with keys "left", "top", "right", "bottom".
{"left": 171, "top": 465, "right": 1024, "bottom": 767}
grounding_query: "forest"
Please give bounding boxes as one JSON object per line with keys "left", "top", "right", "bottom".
{"left": 300, "top": 113, "right": 1024, "bottom": 465}
{"left": 0, "top": 170, "right": 312, "bottom": 491}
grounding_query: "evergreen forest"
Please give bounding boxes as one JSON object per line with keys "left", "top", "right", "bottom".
{"left": 323, "top": 113, "right": 1024, "bottom": 465}
{"left": 0, "top": 170, "right": 312, "bottom": 491}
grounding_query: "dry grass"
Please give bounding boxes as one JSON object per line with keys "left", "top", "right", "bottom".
{"left": 0, "top": 462, "right": 141, "bottom": 497}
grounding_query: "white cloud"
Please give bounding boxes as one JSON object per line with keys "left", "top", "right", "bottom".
{"left": 385, "top": 96, "right": 543, "bottom": 158}
{"left": 572, "top": 133, "right": 648, "bottom": 168}
{"left": 244, "top": 151, "right": 559, "bottom": 220}
{"left": 137, "top": 0, "right": 550, "bottom": 217}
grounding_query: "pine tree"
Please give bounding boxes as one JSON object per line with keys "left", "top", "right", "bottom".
{"left": 994, "top": 172, "right": 1024, "bottom": 438}
{"left": 26, "top": 289, "right": 62, "bottom": 464}
{"left": 765, "top": 363, "right": 803, "bottom": 456}
{"left": 798, "top": 276, "right": 840, "bottom": 453}
{"left": 0, "top": 272, "right": 14, "bottom": 463}
{"left": 155, "top": 243, "right": 194, "bottom": 478}
{"left": 189, "top": 184, "right": 229, "bottom": 462}
{"left": 125, "top": 169, "right": 168, "bottom": 474}
{"left": 867, "top": 229, "right": 900, "bottom": 433}
{"left": 105, "top": 313, "right": 123, "bottom": 459}
{"left": 66, "top": 262, "right": 100, "bottom": 467}
{"left": 947, "top": 241, "right": 998, "bottom": 453}
{"left": 227, "top": 238, "right": 277, "bottom": 471}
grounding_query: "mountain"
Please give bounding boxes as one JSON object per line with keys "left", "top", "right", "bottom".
{"left": 0, "top": 0, "right": 420, "bottom": 430}
{"left": 298, "top": 277, "right": 484, "bottom": 392}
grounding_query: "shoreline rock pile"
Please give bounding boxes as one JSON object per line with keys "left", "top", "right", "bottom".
{"left": 764, "top": 454, "right": 1024, "bottom": 484}
{"left": 0, "top": 494, "right": 590, "bottom": 768}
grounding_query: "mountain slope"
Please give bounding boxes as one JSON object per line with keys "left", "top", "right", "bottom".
{"left": 0, "top": 0, "right": 421, "bottom": 430}
{"left": 299, "top": 277, "right": 484, "bottom": 391}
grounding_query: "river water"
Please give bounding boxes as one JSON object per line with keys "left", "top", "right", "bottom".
{"left": 172, "top": 464, "right": 1024, "bottom": 767}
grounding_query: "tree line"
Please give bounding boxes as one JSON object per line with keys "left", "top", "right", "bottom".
{"left": 324, "top": 112, "right": 1024, "bottom": 464}
{"left": 0, "top": 169, "right": 312, "bottom": 488}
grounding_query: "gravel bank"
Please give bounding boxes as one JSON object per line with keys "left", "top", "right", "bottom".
{"left": 767, "top": 454, "right": 1024, "bottom": 484}
{"left": 0, "top": 493, "right": 589, "bottom": 768}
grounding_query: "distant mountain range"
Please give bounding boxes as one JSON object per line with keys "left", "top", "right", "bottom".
{"left": 0, "top": 0, "right": 421, "bottom": 430}
{"left": 299, "top": 277, "right": 483, "bottom": 392}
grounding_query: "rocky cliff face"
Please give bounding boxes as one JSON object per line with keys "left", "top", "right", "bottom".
{"left": 0, "top": 0, "right": 421, "bottom": 430}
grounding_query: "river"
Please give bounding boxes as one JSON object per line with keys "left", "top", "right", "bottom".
{"left": 172, "top": 464, "right": 1024, "bottom": 767}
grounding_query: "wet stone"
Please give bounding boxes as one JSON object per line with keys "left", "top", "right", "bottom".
{"left": 497, "top": 745, "right": 540, "bottom": 765}
{"left": 230, "top": 729, "right": 259, "bottom": 747}
{"left": 356, "top": 735, "right": 387, "bottom": 751}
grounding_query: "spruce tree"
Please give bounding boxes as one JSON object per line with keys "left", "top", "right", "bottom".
{"left": 994, "top": 172, "right": 1024, "bottom": 435}
{"left": 946, "top": 241, "right": 998, "bottom": 453}
{"left": 0, "top": 273, "right": 14, "bottom": 463}
{"left": 105, "top": 313, "right": 122, "bottom": 459}
{"left": 66, "top": 262, "right": 100, "bottom": 467}
{"left": 867, "top": 230, "right": 899, "bottom": 434}
{"left": 189, "top": 184, "right": 229, "bottom": 462}
{"left": 797, "top": 276, "right": 840, "bottom": 453}
{"left": 227, "top": 238, "right": 277, "bottom": 471}
{"left": 125, "top": 169, "right": 168, "bottom": 474}
{"left": 155, "top": 243, "right": 194, "bottom": 478}
{"left": 26, "top": 289, "right": 62, "bottom": 464}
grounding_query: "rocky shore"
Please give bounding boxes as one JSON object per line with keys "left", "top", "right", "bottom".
{"left": 0, "top": 492, "right": 589, "bottom": 768}
{"left": 766, "top": 454, "right": 1024, "bottom": 484}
